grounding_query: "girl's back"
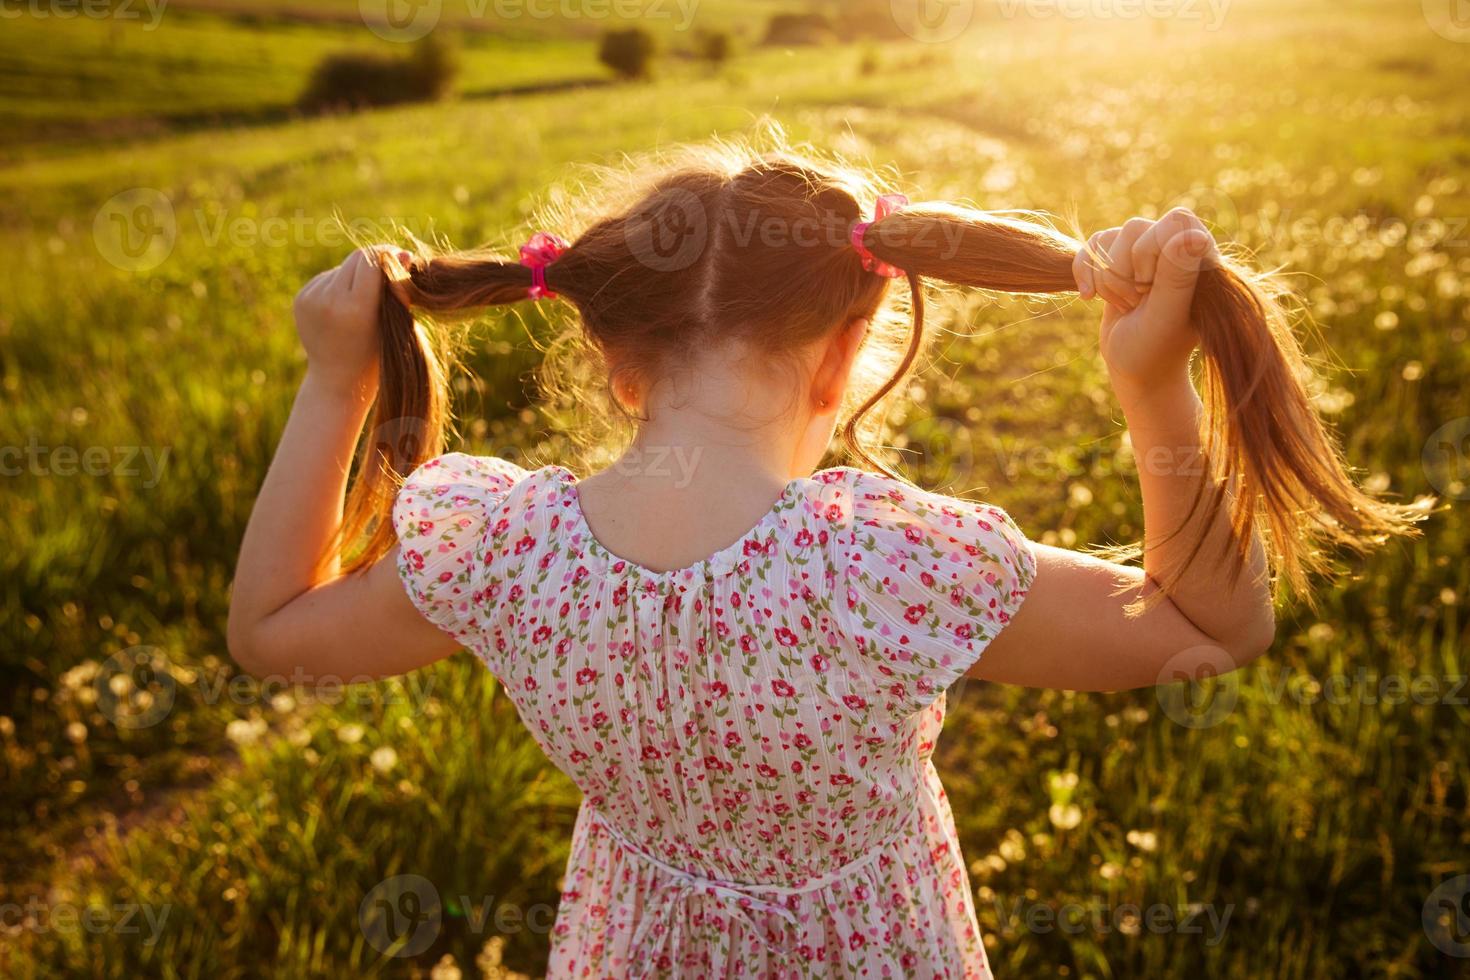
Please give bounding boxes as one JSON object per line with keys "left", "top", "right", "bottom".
{"left": 396, "top": 453, "right": 1031, "bottom": 975}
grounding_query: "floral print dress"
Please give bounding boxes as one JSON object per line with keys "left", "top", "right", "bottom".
{"left": 393, "top": 454, "right": 1036, "bottom": 979}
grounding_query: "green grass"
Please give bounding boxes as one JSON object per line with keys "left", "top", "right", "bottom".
{"left": 2, "top": 0, "right": 1468, "bottom": 976}
{"left": 0, "top": 0, "right": 830, "bottom": 154}
{"left": 0, "top": 9, "right": 600, "bottom": 151}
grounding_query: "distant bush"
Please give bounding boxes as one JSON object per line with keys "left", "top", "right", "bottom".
{"left": 696, "top": 29, "right": 732, "bottom": 67}
{"left": 599, "top": 28, "right": 656, "bottom": 79}
{"left": 299, "top": 36, "right": 458, "bottom": 112}
{"left": 761, "top": 12, "right": 833, "bottom": 46}
{"left": 408, "top": 35, "right": 457, "bottom": 96}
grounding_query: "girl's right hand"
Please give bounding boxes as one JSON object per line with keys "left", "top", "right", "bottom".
{"left": 292, "top": 246, "right": 411, "bottom": 394}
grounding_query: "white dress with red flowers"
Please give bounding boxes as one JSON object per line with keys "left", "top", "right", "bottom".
{"left": 393, "top": 454, "right": 1036, "bottom": 979}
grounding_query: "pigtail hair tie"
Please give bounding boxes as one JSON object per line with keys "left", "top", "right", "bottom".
{"left": 850, "top": 194, "right": 909, "bottom": 278}
{"left": 519, "top": 232, "right": 569, "bottom": 300}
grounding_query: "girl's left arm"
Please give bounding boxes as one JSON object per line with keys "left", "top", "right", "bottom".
{"left": 227, "top": 248, "right": 458, "bottom": 681}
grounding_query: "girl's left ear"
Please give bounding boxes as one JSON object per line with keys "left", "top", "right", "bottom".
{"left": 608, "top": 367, "right": 643, "bottom": 415}
{"left": 812, "top": 317, "right": 870, "bottom": 412}
{"left": 617, "top": 380, "right": 642, "bottom": 413}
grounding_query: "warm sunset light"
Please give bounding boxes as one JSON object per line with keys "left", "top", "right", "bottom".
{"left": 2, "top": 1, "right": 1464, "bottom": 977}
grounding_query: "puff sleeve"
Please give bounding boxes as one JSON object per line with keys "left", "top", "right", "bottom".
{"left": 392, "top": 452, "right": 528, "bottom": 646}
{"left": 842, "top": 470, "right": 1036, "bottom": 718}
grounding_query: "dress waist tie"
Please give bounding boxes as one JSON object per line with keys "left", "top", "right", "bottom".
{"left": 588, "top": 809, "right": 888, "bottom": 979}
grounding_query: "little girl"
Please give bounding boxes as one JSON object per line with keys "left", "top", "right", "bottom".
{"left": 228, "top": 143, "right": 1418, "bottom": 977}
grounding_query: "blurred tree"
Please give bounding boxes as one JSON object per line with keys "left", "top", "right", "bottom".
{"left": 696, "top": 29, "right": 732, "bottom": 69}
{"left": 407, "top": 34, "right": 459, "bottom": 101}
{"left": 299, "top": 35, "right": 458, "bottom": 112}
{"left": 599, "top": 28, "right": 657, "bottom": 80}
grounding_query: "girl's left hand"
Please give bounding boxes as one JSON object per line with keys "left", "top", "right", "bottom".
{"left": 292, "top": 246, "right": 411, "bottom": 394}
{"left": 1072, "top": 207, "right": 1220, "bottom": 397}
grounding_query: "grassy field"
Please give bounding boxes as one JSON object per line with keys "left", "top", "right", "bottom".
{"left": 2, "top": 0, "right": 1468, "bottom": 976}
{"left": 0, "top": 0, "right": 837, "bottom": 154}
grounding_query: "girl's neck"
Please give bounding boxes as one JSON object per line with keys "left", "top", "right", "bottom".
{"left": 572, "top": 379, "right": 814, "bottom": 572}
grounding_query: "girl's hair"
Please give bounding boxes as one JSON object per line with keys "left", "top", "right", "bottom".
{"left": 343, "top": 138, "right": 1422, "bottom": 597}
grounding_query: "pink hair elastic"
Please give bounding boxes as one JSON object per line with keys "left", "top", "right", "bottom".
{"left": 850, "top": 193, "right": 909, "bottom": 278}
{"left": 519, "top": 231, "right": 568, "bottom": 300}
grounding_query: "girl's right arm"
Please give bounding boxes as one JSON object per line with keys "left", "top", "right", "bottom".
{"left": 227, "top": 249, "right": 459, "bottom": 683}
{"left": 973, "top": 209, "right": 1277, "bottom": 692}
